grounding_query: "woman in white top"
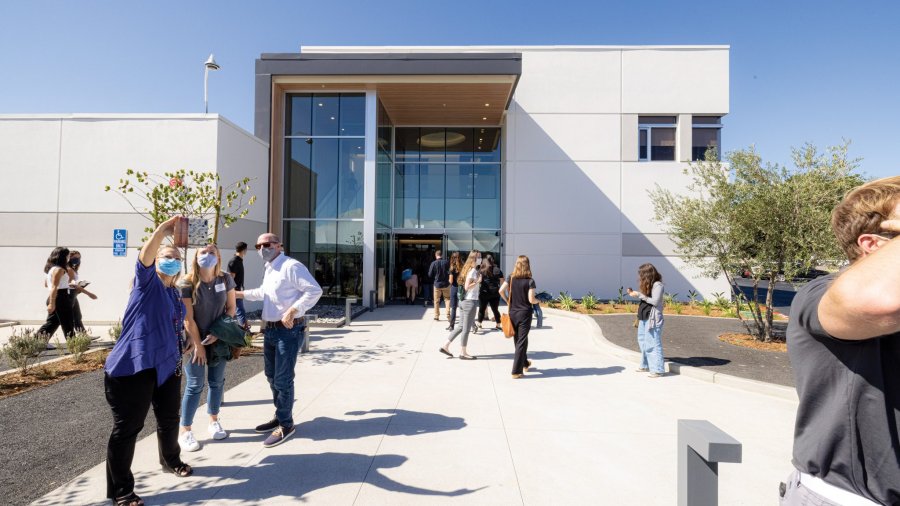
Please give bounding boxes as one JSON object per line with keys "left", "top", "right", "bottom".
{"left": 440, "top": 250, "right": 481, "bottom": 360}
{"left": 38, "top": 246, "right": 76, "bottom": 342}
{"left": 68, "top": 250, "right": 99, "bottom": 333}
{"left": 628, "top": 263, "right": 666, "bottom": 377}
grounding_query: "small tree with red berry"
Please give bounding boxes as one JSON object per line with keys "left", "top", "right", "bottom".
{"left": 105, "top": 169, "right": 256, "bottom": 244}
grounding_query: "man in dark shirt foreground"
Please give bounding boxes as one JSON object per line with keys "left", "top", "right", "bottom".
{"left": 784, "top": 176, "right": 900, "bottom": 505}
{"left": 428, "top": 250, "right": 451, "bottom": 321}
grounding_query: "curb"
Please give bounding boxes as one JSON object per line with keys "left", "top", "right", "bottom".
{"left": 543, "top": 307, "right": 798, "bottom": 401}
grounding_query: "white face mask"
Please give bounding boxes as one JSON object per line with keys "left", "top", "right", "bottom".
{"left": 259, "top": 246, "right": 279, "bottom": 262}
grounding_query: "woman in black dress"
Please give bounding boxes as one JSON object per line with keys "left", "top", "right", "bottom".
{"left": 499, "top": 255, "right": 538, "bottom": 378}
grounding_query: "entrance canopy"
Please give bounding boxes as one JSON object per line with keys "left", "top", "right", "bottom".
{"left": 255, "top": 52, "right": 521, "bottom": 138}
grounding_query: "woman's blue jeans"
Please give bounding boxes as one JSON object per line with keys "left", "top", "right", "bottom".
{"left": 636, "top": 319, "right": 665, "bottom": 373}
{"left": 180, "top": 358, "right": 227, "bottom": 427}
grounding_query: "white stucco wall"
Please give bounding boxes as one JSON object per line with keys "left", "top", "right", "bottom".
{"left": 503, "top": 47, "right": 730, "bottom": 300}
{"left": 0, "top": 115, "right": 268, "bottom": 323}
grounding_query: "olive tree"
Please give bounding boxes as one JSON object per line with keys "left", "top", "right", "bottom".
{"left": 650, "top": 143, "right": 864, "bottom": 341}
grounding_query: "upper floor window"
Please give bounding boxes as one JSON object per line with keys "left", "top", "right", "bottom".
{"left": 638, "top": 116, "right": 676, "bottom": 161}
{"left": 692, "top": 116, "right": 722, "bottom": 161}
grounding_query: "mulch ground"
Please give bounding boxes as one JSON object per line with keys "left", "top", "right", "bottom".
{"left": 591, "top": 313, "right": 795, "bottom": 387}
{"left": 0, "top": 350, "right": 110, "bottom": 400}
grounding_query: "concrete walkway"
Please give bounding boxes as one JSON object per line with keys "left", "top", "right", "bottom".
{"left": 32, "top": 307, "right": 797, "bottom": 505}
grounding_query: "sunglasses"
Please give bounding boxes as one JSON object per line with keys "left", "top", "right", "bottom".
{"left": 255, "top": 242, "right": 280, "bottom": 250}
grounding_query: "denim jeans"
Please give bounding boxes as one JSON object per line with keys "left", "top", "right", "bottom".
{"left": 532, "top": 303, "right": 543, "bottom": 327}
{"left": 263, "top": 324, "right": 304, "bottom": 428}
{"left": 447, "top": 299, "right": 477, "bottom": 347}
{"left": 180, "top": 358, "right": 227, "bottom": 427}
{"left": 637, "top": 319, "right": 665, "bottom": 373}
{"left": 235, "top": 298, "right": 247, "bottom": 327}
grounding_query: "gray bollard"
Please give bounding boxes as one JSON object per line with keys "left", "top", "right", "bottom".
{"left": 301, "top": 314, "right": 317, "bottom": 354}
{"left": 345, "top": 297, "right": 357, "bottom": 326}
{"left": 677, "top": 419, "right": 742, "bottom": 506}
{"left": 369, "top": 290, "right": 376, "bottom": 311}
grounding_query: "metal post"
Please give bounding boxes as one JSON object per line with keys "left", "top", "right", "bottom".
{"left": 345, "top": 297, "right": 357, "bottom": 326}
{"left": 677, "top": 420, "right": 742, "bottom": 506}
{"left": 204, "top": 66, "right": 209, "bottom": 113}
{"left": 370, "top": 290, "right": 376, "bottom": 311}
{"left": 301, "top": 314, "right": 317, "bottom": 354}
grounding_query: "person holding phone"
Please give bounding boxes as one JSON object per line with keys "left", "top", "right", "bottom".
{"left": 104, "top": 217, "right": 194, "bottom": 506}
{"left": 499, "top": 255, "right": 539, "bottom": 378}
{"left": 67, "top": 250, "right": 98, "bottom": 333}
{"left": 37, "top": 246, "right": 76, "bottom": 346}
{"left": 177, "top": 244, "right": 236, "bottom": 452}
{"left": 628, "top": 264, "right": 666, "bottom": 378}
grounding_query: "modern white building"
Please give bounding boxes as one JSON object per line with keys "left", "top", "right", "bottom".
{"left": 255, "top": 45, "right": 730, "bottom": 305}
{"left": 0, "top": 114, "right": 269, "bottom": 322}
{"left": 0, "top": 45, "right": 730, "bottom": 322}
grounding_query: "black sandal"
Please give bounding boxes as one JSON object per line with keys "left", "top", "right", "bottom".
{"left": 114, "top": 492, "right": 144, "bottom": 506}
{"left": 163, "top": 462, "right": 193, "bottom": 477}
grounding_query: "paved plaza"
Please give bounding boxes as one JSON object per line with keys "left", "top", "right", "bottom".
{"left": 32, "top": 307, "right": 797, "bottom": 505}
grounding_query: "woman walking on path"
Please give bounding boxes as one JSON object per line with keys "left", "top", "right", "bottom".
{"left": 68, "top": 250, "right": 99, "bottom": 333}
{"left": 104, "top": 217, "right": 194, "bottom": 506}
{"left": 628, "top": 263, "right": 666, "bottom": 378}
{"left": 440, "top": 250, "right": 481, "bottom": 360}
{"left": 476, "top": 254, "right": 504, "bottom": 331}
{"left": 178, "top": 244, "right": 236, "bottom": 452}
{"left": 37, "top": 247, "right": 76, "bottom": 345}
{"left": 500, "top": 255, "right": 538, "bottom": 378}
{"left": 445, "top": 251, "right": 463, "bottom": 331}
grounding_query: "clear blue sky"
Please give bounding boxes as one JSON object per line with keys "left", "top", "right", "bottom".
{"left": 1, "top": 0, "right": 896, "bottom": 179}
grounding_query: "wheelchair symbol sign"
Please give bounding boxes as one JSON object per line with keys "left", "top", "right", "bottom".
{"left": 113, "top": 229, "right": 128, "bottom": 257}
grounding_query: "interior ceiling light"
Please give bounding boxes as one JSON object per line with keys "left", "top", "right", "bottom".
{"left": 418, "top": 131, "right": 465, "bottom": 148}
{"left": 482, "top": 117, "right": 487, "bottom": 121}
{"left": 485, "top": 103, "right": 490, "bottom": 107}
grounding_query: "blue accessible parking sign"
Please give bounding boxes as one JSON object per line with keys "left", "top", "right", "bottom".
{"left": 113, "top": 229, "right": 128, "bottom": 257}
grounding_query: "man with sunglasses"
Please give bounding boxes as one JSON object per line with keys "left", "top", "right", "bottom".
{"left": 782, "top": 176, "right": 900, "bottom": 505}
{"left": 236, "top": 233, "right": 322, "bottom": 448}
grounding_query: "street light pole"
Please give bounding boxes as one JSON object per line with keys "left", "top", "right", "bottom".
{"left": 203, "top": 54, "right": 220, "bottom": 114}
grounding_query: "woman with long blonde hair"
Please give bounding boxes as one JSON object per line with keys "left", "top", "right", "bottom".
{"left": 440, "top": 249, "right": 482, "bottom": 359}
{"left": 178, "top": 243, "right": 237, "bottom": 451}
{"left": 499, "top": 255, "right": 539, "bottom": 378}
{"left": 628, "top": 263, "right": 665, "bottom": 377}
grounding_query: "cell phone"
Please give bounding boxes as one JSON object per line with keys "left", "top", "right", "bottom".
{"left": 78, "top": 281, "right": 91, "bottom": 288}
{"left": 173, "top": 217, "right": 209, "bottom": 247}
{"left": 201, "top": 335, "right": 216, "bottom": 345}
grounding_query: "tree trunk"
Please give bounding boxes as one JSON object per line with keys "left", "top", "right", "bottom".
{"left": 763, "top": 272, "right": 776, "bottom": 342}
{"left": 723, "top": 270, "right": 754, "bottom": 336}
{"left": 212, "top": 186, "right": 222, "bottom": 244}
{"left": 750, "top": 278, "right": 766, "bottom": 339}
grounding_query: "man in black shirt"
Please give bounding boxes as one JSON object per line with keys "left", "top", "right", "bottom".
{"left": 783, "top": 176, "right": 900, "bottom": 505}
{"left": 428, "top": 250, "right": 451, "bottom": 321}
{"left": 228, "top": 241, "right": 248, "bottom": 330}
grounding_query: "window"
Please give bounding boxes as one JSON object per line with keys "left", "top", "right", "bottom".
{"left": 638, "top": 116, "right": 676, "bottom": 161}
{"left": 692, "top": 116, "right": 722, "bottom": 161}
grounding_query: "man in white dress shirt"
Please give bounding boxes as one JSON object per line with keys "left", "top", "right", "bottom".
{"left": 237, "top": 233, "right": 322, "bottom": 448}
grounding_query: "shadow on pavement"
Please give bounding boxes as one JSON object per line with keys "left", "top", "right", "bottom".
{"left": 147, "top": 453, "right": 485, "bottom": 504}
{"left": 667, "top": 356, "right": 731, "bottom": 367}
{"left": 527, "top": 366, "right": 625, "bottom": 378}
{"left": 474, "top": 351, "right": 573, "bottom": 361}
{"left": 299, "top": 409, "right": 466, "bottom": 440}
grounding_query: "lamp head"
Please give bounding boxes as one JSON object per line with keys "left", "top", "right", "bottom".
{"left": 204, "top": 54, "right": 220, "bottom": 71}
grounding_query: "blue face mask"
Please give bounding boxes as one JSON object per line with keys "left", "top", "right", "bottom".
{"left": 157, "top": 258, "right": 182, "bottom": 276}
{"left": 197, "top": 253, "right": 218, "bottom": 269}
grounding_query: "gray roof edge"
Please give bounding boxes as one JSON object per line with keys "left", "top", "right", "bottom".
{"left": 258, "top": 52, "right": 522, "bottom": 61}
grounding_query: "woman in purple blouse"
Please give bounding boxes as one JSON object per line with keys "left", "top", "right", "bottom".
{"left": 103, "top": 217, "right": 195, "bottom": 506}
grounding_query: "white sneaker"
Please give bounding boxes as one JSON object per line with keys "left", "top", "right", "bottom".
{"left": 208, "top": 420, "right": 228, "bottom": 440}
{"left": 178, "top": 430, "right": 200, "bottom": 451}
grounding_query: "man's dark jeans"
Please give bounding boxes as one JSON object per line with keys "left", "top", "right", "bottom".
{"left": 235, "top": 298, "right": 247, "bottom": 327}
{"left": 263, "top": 324, "right": 304, "bottom": 428}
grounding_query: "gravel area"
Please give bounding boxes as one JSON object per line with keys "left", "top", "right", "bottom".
{"left": 0, "top": 352, "right": 265, "bottom": 506}
{"left": 592, "top": 313, "right": 794, "bottom": 387}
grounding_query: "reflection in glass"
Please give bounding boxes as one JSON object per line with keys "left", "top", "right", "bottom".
{"left": 474, "top": 164, "right": 500, "bottom": 229}
{"left": 446, "top": 231, "right": 473, "bottom": 257}
{"left": 337, "top": 221, "right": 363, "bottom": 297}
{"left": 445, "top": 128, "right": 474, "bottom": 163}
{"left": 650, "top": 128, "right": 676, "bottom": 161}
{"left": 419, "top": 127, "right": 445, "bottom": 162}
{"left": 395, "top": 128, "right": 420, "bottom": 161}
{"left": 312, "top": 221, "right": 338, "bottom": 292}
{"left": 473, "top": 231, "right": 500, "bottom": 263}
{"left": 639, "top": 129, "right": 648, "bottom": 160}
{"left": 309, "top": 138, "right": 339, "bottom": 219}
{"left": 692, "top": 128, "right": 720, "bottom": 161}
{"left": 376, "top": 162, "right": 391, "bottom": 228}
{"left": 285, "top": 139, "right": 312, "bottom": 219}
{"left": 419, "top": 164, "right": 444, "bottom": 228}
{"left": 445, "top": 164, "right": 473, "bottom": 229}
{"left": 473, "top": 128, "right": 501, "bottom": 163}
{"left": 312, "top": 94, "right": 340, "bottom": 136}
{"left": 339, "top": 95, "right": 365, "bottom": 136}
{"left": 339, "top": 139, "right": 365, "bottom": 218}
{"left": 394, "top": 164, "right": 418, "bottom": 228}
{"left": 287, "top": 94, "right": 312, "bottom": 136}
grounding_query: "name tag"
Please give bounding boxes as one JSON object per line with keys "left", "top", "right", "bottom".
{"left": 215, "top": 283, "right": 226, "bottom": 293}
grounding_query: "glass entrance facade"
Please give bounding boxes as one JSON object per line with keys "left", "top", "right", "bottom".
{"left": 375, "top": 117, "right": 502, "bottom": 300}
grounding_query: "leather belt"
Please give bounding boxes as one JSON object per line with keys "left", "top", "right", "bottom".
{"left": 264, "top": 318, "right": 305, "bottom": 329}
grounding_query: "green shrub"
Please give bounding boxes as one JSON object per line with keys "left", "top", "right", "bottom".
{"left": 700, "top": 300, "right": 714, "bottom": 316}
{"left": 712, "top": 292, "right": 730, "bottom": 311}
{"left": 108, "top": 320, "right": 123, "bottom": 342}
{"left": 624, "top": 302, "right": 635, "bottom": 313}
{"left": 557, "top": 292, "right": 577, "bottom": 311}
{"left": 722, "top": 307, "right": 737, "bottom": 318}
{"left": 616, "top": 286, "right": 626, "bottom": 306}
{"left": 663, "top": 292, "right": 679, "bottom": 309}
{"left": 687, "top": 290, "right": 699, "bottom": 306}
{"left": 2, "top": 328, "right": 46, "bottom": 374}
{"left": 66, "top": 331, "right": 92, "bottom": 363}
{"left": 581, "top": 292, "right": 598, "bottom": 311}
{"left": 672, "top": 302, "right": 684, "bottom": 315}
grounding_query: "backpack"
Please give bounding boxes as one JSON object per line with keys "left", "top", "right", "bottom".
{"left": 401, "top": 268, "right": 412, "bottom": 281}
